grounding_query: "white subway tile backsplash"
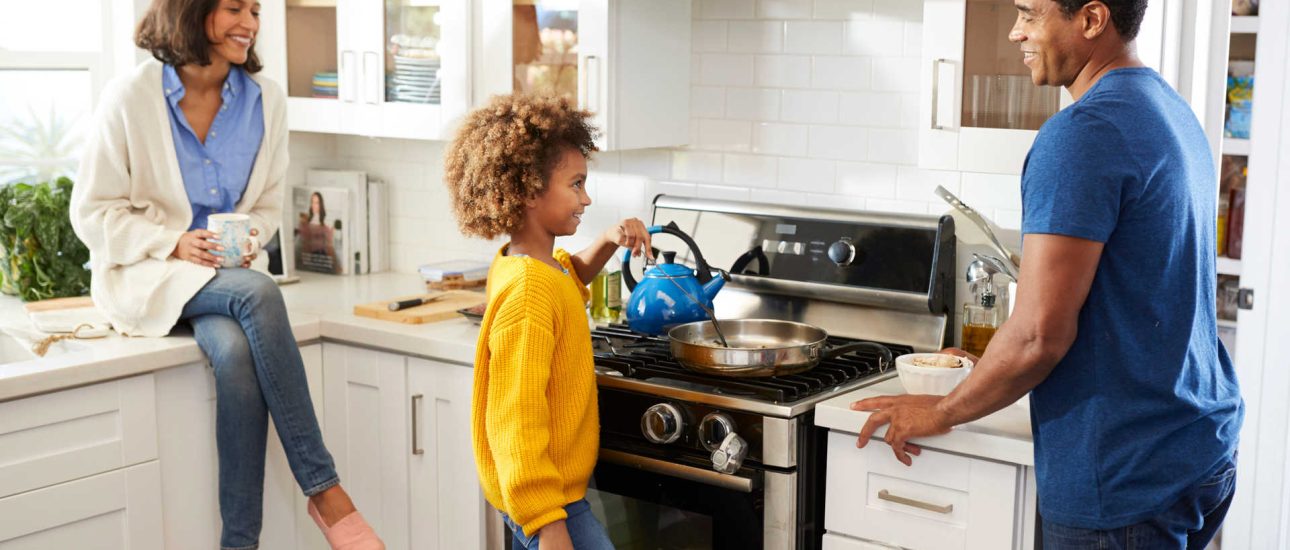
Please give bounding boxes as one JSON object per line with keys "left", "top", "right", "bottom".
{"left": 589, "top": 151, "right": 621, "bottom": 172}
{"left": 896, "top": 166, "right": 960, "bottom": 201}
{"left": 751, "top": 188, "right": 809, "bottom": 204}
{"left": 726, "top": 88, "right": 781, "bottom": 120}
{"left": 867, "top": 198, "right": 933, "bottom": 215}
{"left": 836, "top": 162, "right": 897, "bottom": 198}
{"left": 814, "top": 0, "right": 874, "bottom": 20}
{"left": 729, "top": 21, "right": 785, "bottom": 53}
{"left": 811, "top": 56, "right": 872, "bottom": 90}
{"left": 899, "top": 94, "right": 920, "bottom": 127}
{"left": 755, "top": 55, "right": 812, "bottom": 87}
{"left": 694, "top": 21, "right": 729, "bottom": 52}
{"left": 389, "top": 188, "right": 435, "bottom": 218}
{"left": 700, "top": 53, "right": 756, "bottom": 86}
{"left": 672, "top": 151, "right": 725, "bottom": 182}
{"left": 844, "top": 20, "right": 904, "bottom": 57}
{"left": 757, "top": 0, "right": 813, "bottom": 19}
{"left": 620, "top": 149, "right": 674, "bottom": 180}
{"left": 904, "top": 22, "right": 923, "bottom": 56}
{"left": 692, "top": 86, "right": 727, "bottom": 118}
{"left": 807, "top": 125, "right": 868, "bottom": 161}
{"left": 651, "top": 180, "right": 700, "bottom": 199}
{"left": 960, "top": 172, "right": 1023, "bottom": 210}
{"left": 867, "top": 128, "right": 918, "bottom": 164}
{"left": 781, "top": 90, "right": 840, "bottom": 123}
{"left": 993, "top": 208, "right": 1022, "bottom": 230}
{"left": 595, "top": 174, "right": 649, "bottom": 209}
{"left": 753, "top": 122, "right": 810, "bottom": 155}
{"left": 872, "top": 0, "right": 923, "bottom": 22}
{"left": 807, "top": 192, "right": 867, "bottom": 211}
{"left": 778, "top": 157, "right": 837, "bottom": 192}
{"left": 723, "top": 153, "right": 779, "bottom": 188}
{"left": 700, "top": 0, "right": 757, "bottom": 20}
{"left": 871, "top": 57, "right": 921, "bottom": 91}
{"left": 784, "top": 21, "right": 844, "bottom": 55}
{"left": 838, "top": 91, "right": 902, "bottom": 127}
{"left": 698, "top": 119, "right": 753, "bottom": 151}
{"left": 697, "top": 184, "right": 753, "bottom": 201}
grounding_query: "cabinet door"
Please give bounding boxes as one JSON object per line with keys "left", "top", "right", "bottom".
{"left": 407, "top": 358, "right": 486, "bottom": 550}
{"left": 0, "top": 461, "right": 163, "bottom": 549}
{"left": 919, "top": 0, "right": 1066, "bottom": 175}
{"left": 322, "top": 343, "right": 410, "bottom": 549}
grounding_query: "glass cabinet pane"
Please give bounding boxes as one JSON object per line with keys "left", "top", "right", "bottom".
{"left": 962, "top": 0, "right": 1059, "bottom": 130}
{"left": 386, "top": 0, "right": 442, "bottom": 105}
{"left": 285, "top": 0, "right": 339, "bottom": 100}
{"left": 512, "top": 0, "right": 579, "bottom": 101}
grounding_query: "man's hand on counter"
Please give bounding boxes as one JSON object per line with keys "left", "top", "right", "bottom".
{"left": 850, "top": 394, "right": 951, "bottom": 466}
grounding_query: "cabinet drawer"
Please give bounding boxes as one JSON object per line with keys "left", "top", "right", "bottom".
{"left": 824, "top": 431, "right": 1019, "bottom": 549}
{"left": 0, "top": 460, "right": 162, "bottom": 548}
{"left": 0, "top": 375, "right": 157, "bottom": 499}
{"left": 823, "top": 532, "right": 901, "bottom": 549}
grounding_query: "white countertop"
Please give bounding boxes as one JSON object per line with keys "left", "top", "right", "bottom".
{"left": 815, "top": 378, "right": 1035, "bottom": 466}
{"left": 0, "top": 272, "right": 481, "bottom": 402}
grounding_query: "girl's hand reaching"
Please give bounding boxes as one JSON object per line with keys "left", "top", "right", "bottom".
{"left": 605, "top": 217, "right": 653, "bottom": 260}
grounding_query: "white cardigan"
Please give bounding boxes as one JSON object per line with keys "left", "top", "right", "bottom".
{"left": 71, "top": 59, "right": 287, "bottom": 337}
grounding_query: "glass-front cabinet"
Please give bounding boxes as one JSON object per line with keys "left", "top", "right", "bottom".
{"left": 268, "top": 0, "right": 468, "bottom": 140}
{"left": 920, "top": 0, "right": 1072, "bottom": 175}
{"left": 478, "top": 0, "right": 691, "bottom": 150}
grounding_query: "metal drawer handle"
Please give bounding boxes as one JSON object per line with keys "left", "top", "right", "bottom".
{"left": 411, "top": 394, "right": 424, "bottom": 455}
{"left": 877, "top": 489, "right": 953, "bottom": 514}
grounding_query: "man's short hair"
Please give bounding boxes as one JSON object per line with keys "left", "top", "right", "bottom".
{"left": 1055, "top": 0, "right": 1149, "bottom": 41}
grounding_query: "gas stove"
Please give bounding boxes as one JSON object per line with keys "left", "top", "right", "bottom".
{"left": 582, "top": 196, "right": 956, "bottom": 550}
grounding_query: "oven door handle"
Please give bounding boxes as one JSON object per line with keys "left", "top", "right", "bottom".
{"left": 599, "top": 449, "right": 759, "bottom": 493}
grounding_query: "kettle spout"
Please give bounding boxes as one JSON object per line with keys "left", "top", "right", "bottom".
{"left": 701, "top": 270, "right": 729, "bottom": 303}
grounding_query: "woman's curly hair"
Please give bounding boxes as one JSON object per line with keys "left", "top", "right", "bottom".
{"left": 444, "top": 93, "right": 599, "bottom": 240}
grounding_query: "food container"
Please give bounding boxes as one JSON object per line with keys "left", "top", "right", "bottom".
{"left": 895, "top": 353, "right": 973, "bottom": 396}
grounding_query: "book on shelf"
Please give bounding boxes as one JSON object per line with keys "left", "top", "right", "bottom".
{"left": 303, "top": 169, "right": 390, "bottom": 275}
{"left": 292, "top": 185, "right": 352, "bottom": 275}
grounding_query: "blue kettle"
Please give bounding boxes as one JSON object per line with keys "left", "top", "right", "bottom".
{"left": 621, "top": 222, "right": 728, "bottom": 335}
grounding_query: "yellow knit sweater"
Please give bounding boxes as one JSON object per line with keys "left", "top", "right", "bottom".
{"left": 471, "top": 246, "right": 597, "bottom": 537}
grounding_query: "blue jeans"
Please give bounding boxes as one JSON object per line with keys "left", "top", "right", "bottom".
{"left": 502, "top": 499, "right": 615, "bottom": 550}
{"left": 1043, "top": 453, "right": 1238, "bottom": 550}
{"left": 179, "top": 268, "right": 338, "bottom": 550}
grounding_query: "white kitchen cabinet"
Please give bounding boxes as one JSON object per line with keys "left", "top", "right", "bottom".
{"left": 259, "top": 0, "right": 470, "bottom": 140}
{"left": 154, "top": 345, "right": 326, "bottom": 550}
{"left": 477, "top": 0, "right": 691, "bottom": 150}
{"left": 407, "top": 357, "right": 486, "bottom": 550}
{"left": 0, "top": 461, "right": 163, "bottom": 550}
{"left": 824, "top": 431, "right": 1032, "bottom": 550}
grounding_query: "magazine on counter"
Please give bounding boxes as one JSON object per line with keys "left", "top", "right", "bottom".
{"left": 292, "top": 185, "right": 351, "bottom": 275}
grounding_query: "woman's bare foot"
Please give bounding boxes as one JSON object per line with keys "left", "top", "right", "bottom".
{"left": 310, "top": 485, "right": 358, "bottom": 527}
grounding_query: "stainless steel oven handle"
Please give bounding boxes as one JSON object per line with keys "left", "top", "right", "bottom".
{"left": 599, "top": 449, "right": 757, "bottom": 493}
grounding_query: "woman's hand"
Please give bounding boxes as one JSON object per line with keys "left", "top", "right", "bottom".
{"left": 240, "top": 228, "right": 260, "bottom": 268}
{"left": 171, "top": 229, "right": 223, "bottom": 268}
{"left": 604, "top": 217, "right": 653, "bottom": 260}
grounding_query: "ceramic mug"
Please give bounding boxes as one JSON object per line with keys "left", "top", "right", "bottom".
{"left": 207, "top": 213, "right": 260, "bottom": 268}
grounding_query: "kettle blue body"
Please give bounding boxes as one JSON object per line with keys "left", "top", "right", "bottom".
{"left": 622, "top": 223, "right": 727, "bottom": 335}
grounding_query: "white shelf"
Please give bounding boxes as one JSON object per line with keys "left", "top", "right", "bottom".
{"left": 1218, "top": 256, "right": 1242, "bottom": 276}
{"left": 1231, "top": 16, "right": 1260, "bottom": 34}
{"left": 1223, "top": 137, "right": 1252, "bottom": 156}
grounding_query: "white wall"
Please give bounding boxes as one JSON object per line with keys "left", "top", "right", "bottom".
{"left": 287, "top": 0, "right": 1023, "bottom": 274}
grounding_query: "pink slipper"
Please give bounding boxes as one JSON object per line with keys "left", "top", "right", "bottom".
{"left": 308, "top": 500, "right": 386, "bottom": 550}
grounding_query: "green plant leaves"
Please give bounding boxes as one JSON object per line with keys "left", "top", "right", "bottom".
{"left": 0, "top": 176, "right": 91, "bottom": 301}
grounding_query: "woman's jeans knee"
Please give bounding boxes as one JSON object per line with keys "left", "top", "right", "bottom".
{"left": 181, "top": 268, "right": 337, "bottom": 550}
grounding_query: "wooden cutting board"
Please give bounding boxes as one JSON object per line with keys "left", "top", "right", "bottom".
{"left": 353, "top": 290, "right": 487, "bottom": 324}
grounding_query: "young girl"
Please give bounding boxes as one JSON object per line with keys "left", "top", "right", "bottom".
{"left": 444, "top": 93, "right": 651, "bottom": 550}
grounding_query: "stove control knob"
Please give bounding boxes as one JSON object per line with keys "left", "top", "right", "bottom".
{"left": 711, "top": 432, "right": 749, "bottom": 474}
{"left": 642, "top": 403, "right": 684, "bottom": 444}
{"left": 699, "top": 413, "right": 737, "bottom": 452}
{"left": 827, "top": 239, "right": 856, "bottom": 266}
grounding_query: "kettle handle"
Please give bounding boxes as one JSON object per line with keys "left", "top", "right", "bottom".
{"left": 623, "top": 222, "right": 717, "bottom": 291}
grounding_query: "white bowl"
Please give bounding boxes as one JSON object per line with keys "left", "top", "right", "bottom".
{"left": 895, "top": 353, "right": 973, "bottom": 396}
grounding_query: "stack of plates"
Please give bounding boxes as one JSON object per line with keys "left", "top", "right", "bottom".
{"left": 312, "top": 71, "right": 338, "bottom": 99}
{"left": 389, "top": 55, "right": 440, "bottom": 104}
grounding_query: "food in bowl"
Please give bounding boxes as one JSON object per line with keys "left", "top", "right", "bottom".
{"left": 911, "top": 354, "right": 964, "bottom": 369}
{"left": 895, "top": 353, "right": 973, "bottom": 395}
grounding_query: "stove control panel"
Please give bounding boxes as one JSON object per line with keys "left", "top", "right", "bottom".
{"left": 601, "top": 388, "right": 768, "bottom": 467}
{"left": 641, "top": 403, "right": 685, "bottom": 444}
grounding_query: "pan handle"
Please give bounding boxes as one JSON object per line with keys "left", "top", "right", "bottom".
{"left": 821, "top": 342, "right": 893, "bottom": 373}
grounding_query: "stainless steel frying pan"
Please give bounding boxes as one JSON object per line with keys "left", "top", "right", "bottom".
{"left": 668, "top": 319, "right": 893, "bottom": 378}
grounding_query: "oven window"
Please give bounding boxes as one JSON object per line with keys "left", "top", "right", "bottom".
{"left": 587, "top": 487, "right": 714, "bottom": 549}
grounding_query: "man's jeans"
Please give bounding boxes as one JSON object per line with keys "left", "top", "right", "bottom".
{"left": 1043, "top": 453, "right": 1238, "bottom": 550}
{"left": 180, "top": 269, "right": 338, "bottom": 550}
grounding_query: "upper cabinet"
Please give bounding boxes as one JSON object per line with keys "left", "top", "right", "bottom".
{"left": 476, "top": 0, "right": 692, "bottom": 150}
{"left": 262, "top": 0, "right": 470, "bottom": 140}
{"left": 920, "top": 0, "right": 1071, "bottom": 175}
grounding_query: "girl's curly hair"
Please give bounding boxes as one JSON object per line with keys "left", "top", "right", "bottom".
{"left": 444, "top": 93, "right": 599, "bottom": 240}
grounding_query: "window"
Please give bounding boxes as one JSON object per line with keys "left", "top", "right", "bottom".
{"left": 0, "top": 0, "right": 111, "bottom": 185}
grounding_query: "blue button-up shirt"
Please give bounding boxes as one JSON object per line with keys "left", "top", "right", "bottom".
{"left": 163, "top": 64, "right": 264, "bottom": 231}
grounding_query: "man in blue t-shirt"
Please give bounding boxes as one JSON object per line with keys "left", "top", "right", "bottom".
{"left": 849, "top": 0, "right": 1243, "bottom": 547}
